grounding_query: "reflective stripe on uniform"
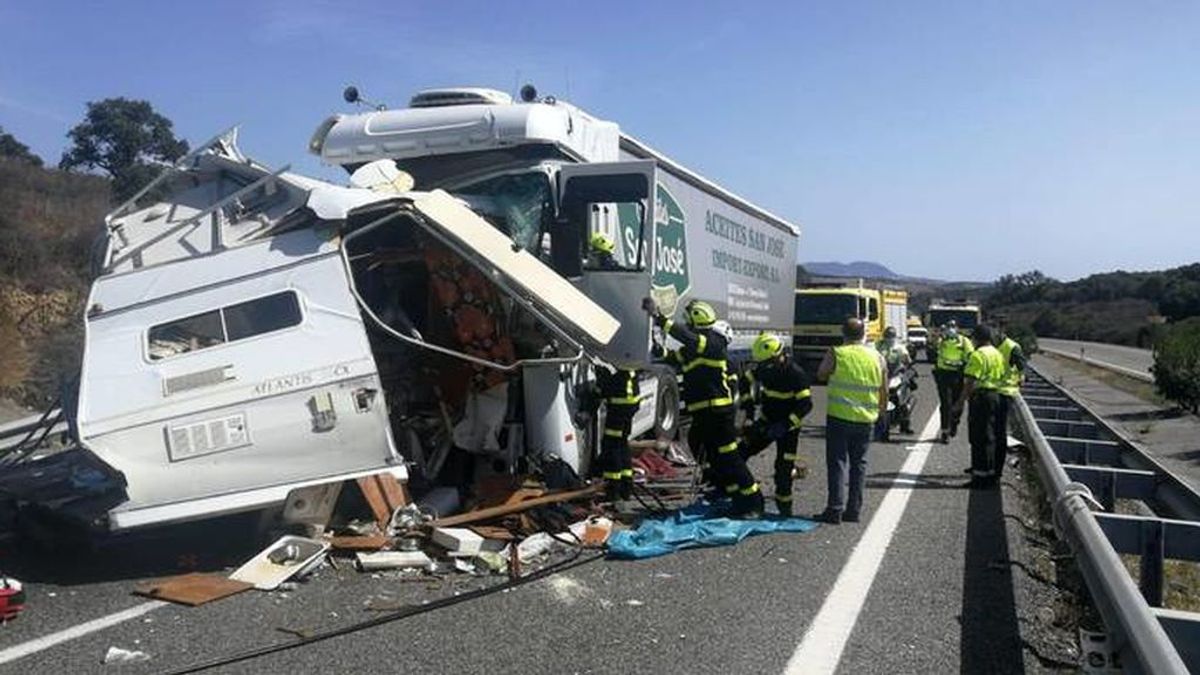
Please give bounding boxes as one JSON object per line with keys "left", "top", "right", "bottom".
{"left": 739, "top": 483, "right": 761, "bottom": 495}
{"left": 621, "top": 468, "right": 634, "bottom": 478}
{"left": 717, "top": 441, "right": 740, "bottom": 454}
{"left": 603, "top": 428, "right": 625, "bottom": 438}
{"left": 608, "top": 396, "right": 641, "bottom": 405}
{"left": 763, "top": 388, "right": 796, "bottom": 400}
{"left": 788, "top": 413, "right": 803, "bottom": 429}
{"left": 696, "top": 333, "right": 707, "bottom": 354}
{"left": 782, "top": 453, "right": 798, "bottom": 461}
{"left": 776, "top": 494, "right": 793, "bottom": 502}
{"left": 725, "top": 484, "right": 739, "bottom": 494}
{"left": 797, "top": 388, "right": 812, "bottom": 399}
{"left": 602, "top": 471, "right": 624, "bottom": 480}
{"left": 687, "top": 397, "right": 733, "bottom": 412}
{"left": 682, "top": 357, "right": 726, "bottom": 373}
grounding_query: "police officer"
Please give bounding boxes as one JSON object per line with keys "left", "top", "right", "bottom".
{"left": 876, "top": 326, "right": 911, "bottom": 371}
{"left": 589, "top": 232, "right": 620, "bottom": 270}
{"left": 954, "top": 325, "right": 1006, "bottom": 487}
{"left": 934, "top": 320, "right": 974, "bottom": 443}
{"left": 593, "top": 363, "right": 641, "bottom": 501}
{"left": 814, "top": 317, "right": 887, "bottom": 524}
{"left": 644, "top": 297, "right": 764, "bottom": 518}
{"left": 739, "top": 333, "right": 814, "bottom": 517}
{"left": 993, "top": 324, "right": 1026, "bottom": 480}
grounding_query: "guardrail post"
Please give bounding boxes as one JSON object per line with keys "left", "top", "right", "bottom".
{"left": 1139, "top": 518, "right": 1165, "bottom": 607}
{"left": 1100, "top": 470, "right": 1116, "bottom": 512}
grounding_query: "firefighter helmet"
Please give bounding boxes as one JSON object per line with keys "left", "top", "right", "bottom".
{"left": 589, "top": 231, "right": 615, "bottom": 254}
{"left": 685, "top": 300, "right": 717, "bottom": 328}
{"left": 751, "top": 333, "right": 784, "bottom": 362}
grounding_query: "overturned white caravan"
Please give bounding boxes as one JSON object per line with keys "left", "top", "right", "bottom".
{"left": 5, "top": 130, "right": 619, "bottom": 532}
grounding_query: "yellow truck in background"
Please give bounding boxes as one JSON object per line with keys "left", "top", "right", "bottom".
{"left": 792, "top": 280, "right": 909, "bottom": 372}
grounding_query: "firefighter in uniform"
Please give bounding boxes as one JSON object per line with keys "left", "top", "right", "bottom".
{"left": 645, "top": 297, "right": 764, "bottom": 517}
{"left": 594, "top": 364, "right": 641, "bottom": 501}
{"left": 934, "top": 320, "right": 974, "bottom": 443}
{"left": 954, "top": 324, "right": 1006, "bottom": 486}
{"left": 994, "top": 326, "right": 1026, "bottom": 480}
{"left": 739, "top": 333, "right": 814, "bottom": 517}
{"left": 589, "top": 232, "right": 620, "bottom": 270}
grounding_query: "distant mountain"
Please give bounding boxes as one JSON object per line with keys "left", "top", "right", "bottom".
{"left": 802, "top": 261, "right": 902, "bottom": 279}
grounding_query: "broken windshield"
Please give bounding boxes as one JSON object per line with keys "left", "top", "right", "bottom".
{"left": 453, "top": 171, "right": 551, "bottom": 254}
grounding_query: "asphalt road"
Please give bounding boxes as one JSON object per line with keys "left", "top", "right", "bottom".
{"left": 0, "top": 364, "right": 1037, "bottom": 674}
{"left": 1038, "top": 338, "right": 1153, "bottom": 380}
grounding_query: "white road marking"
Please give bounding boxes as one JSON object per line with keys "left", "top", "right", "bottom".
{"left": 0, "top": 600, "right": 167, "bottom": 665}
{"left": 783, "top": 409, "right": 943, "bottom": 675}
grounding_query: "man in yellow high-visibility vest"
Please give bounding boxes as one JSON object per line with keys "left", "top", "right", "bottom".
{"left": 954, "top": 324, "right": 1007, "bottom": 487}
{"left": 994, "top": 323, "right": 1026, "bottom": 480}
{"left": 814, "top": 317, "right": 888, "bottom": 524}
{"left": 934, "top": 320, "right": 974, "bottom": 443}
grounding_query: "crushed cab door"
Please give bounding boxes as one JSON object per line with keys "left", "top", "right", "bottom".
{"left": 556, "top": 160, "right": 657, "bottom": 366}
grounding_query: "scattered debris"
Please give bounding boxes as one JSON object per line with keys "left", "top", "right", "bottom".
{"left": 432, "top": 527, "right": 507, "bottom": 557}
{"left": 327, "top": 534, "right": 391, "bottom": 551}
{"left": 0, "top": 577, "right": 25, "bottom": 622}
{"left": 230, "top": 536, "right": 329, "bottom": 590}
{"left": 357, "top": 473, "right": 411, "bottom": 530}
{"left": 134, "top": 573, "right": 253, "bottom": 607}
{"left": 282, "top": 482, "right": 343, "bottom": 534}
{"left": 432, "top": 484, "right": 601, "bottom": 527}
{"left": 355, "top": 551, "right": 433, "bottom": 572}
{"left": 103, "top": 646, "right": 151, "bottom": 665}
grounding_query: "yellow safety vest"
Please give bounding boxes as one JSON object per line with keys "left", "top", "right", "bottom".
{"left": 936, "top": 335, "right": 972, "bottom": 371}
{"left": 964, "top": 345, "right": 1005, "bottom": 391}
{"left": 827, "top": 344, "right": 882, "bottom": 424}
{"left": 996, "top": 337, "right": 1022, "bottom": 397}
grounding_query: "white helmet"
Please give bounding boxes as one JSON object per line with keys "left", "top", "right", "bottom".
{"left": 711, "top": 320, "right": 733, "bottom": 342}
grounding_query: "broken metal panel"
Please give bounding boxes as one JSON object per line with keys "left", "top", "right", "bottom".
{"left": 403, "top": 190, "right": 620, "bottom": 351}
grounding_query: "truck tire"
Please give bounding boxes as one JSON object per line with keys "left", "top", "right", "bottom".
{"left": 652, "top": 368, "right": 680, "bottom": 439}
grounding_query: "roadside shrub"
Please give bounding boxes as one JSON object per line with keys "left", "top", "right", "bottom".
{"left": 1152, "top": 318, "right": 1200, "bottom": 414}
{"left": 1006, "top": 322, "right": 1039, "bottom": 354}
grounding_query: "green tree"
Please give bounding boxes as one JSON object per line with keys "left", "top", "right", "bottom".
{"left": 1152, "top": 318, "right": 1200, "bottom": 414}
{"left": 59, "top": 98, "right": 188, "bottom": 201}
{"left": 0, "top": 126, "right": 43, "bottom": 166}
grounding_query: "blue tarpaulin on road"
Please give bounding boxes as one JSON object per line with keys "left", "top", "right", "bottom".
{"left": 606, "top": 503, "right": 820, "bottom": 560}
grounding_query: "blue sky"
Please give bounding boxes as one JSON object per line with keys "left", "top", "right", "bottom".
{"left": 2, "top": 1, "right": 1197, "bottom": 281}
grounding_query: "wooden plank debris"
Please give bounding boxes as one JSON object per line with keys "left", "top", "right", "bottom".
{"left": 134, "top": 573, "right": 253, "bottom": 606}
{"left": 431, "top": 484, "right": 601, "bottom": 528}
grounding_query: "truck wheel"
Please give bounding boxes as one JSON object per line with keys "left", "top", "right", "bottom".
{"left": 653, "top": 368, "right": 680, "bottom": 439}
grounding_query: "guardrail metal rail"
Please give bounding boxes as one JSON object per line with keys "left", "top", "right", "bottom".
{"left": 1014, "top": 365, "right": 1200, "bottom": 673}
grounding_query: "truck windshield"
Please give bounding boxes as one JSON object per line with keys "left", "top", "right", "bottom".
{"left": 929, "top": 309, "right": 979, "bottom": 329}
{"left": 794, "top": 294, "right": 859, "bottom": 324}
{"left": 453, "top": 172, "right": 551, "bottom": 254}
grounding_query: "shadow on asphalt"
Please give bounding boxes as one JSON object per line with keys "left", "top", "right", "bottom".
{"left": 959, "top": 482, "right": 1025, "bottom": 674}
{"left": 0, "top": 511, "right": 267, "bottom": 585}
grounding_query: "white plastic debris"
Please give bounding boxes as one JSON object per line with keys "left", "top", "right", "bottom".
{"left": 626, "top": 599, "right": 645, "bottom": 607}
{"left": 355, "top": 550, "right": 432, "bottom": 571}
{"left": 103, "top": 646, "right": 151, "bottom": 664}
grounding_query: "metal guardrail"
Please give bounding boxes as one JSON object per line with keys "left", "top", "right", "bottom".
{"left": 0, "top": 409, "right": 66, "bottom": 455}
{"left": 1014, "top": 365, "right": 1199, "bottom": 673}
{"left": 1039, "top": 344, "right": 1155, "bottom": 383}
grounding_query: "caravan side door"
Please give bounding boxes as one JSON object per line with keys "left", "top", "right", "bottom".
{"left": 555, "top": 161, "right": 657, "bottom": 365}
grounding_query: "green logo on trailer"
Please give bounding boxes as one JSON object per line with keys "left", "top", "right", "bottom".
{"left": 618, "top": 183, "right": 690, "bottom": 314}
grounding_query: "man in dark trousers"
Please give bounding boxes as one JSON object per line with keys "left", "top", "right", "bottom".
{"left": 739, "top": 333, "right": 814, "bottom": 517}
{"left": 814, "top": 317, "right": 887, "bottom": 524}
{"left": 934, "top": 320, "right": 974, "bottom": 443}
{"left": 645, "top": 297, "right": 764, "bottom": 518}
{"left": 593, "top": 363, "right": 641, "bottom": 501}
{"left": 954, "top": 324, "right": 1006, "bottom": 487}
{"left": 993, "top": 324, "right": 1026, "bottom": 479}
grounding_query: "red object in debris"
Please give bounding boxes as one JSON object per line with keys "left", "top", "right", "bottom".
{"left": 0, "top": 577, "right": 26, "bottom": 622}
{"left": 632, "top": 449, "right": 678, "bottom": 479}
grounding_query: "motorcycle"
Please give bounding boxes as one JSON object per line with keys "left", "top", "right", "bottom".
{"left": 878, "top": 362, "right": 917, "bottom": 442}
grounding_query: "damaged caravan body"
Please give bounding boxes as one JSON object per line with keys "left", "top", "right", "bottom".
{"left": 6, "top": 130, "right": 618, "bottom": 532}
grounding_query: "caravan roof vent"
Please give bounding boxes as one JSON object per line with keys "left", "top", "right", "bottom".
{"left": 409, "top": 88, "right": 514, "bottom": 108}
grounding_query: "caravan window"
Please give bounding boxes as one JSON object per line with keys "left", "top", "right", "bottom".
{"left": 148, "top": 291, "right": 302, "bottom": 360}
